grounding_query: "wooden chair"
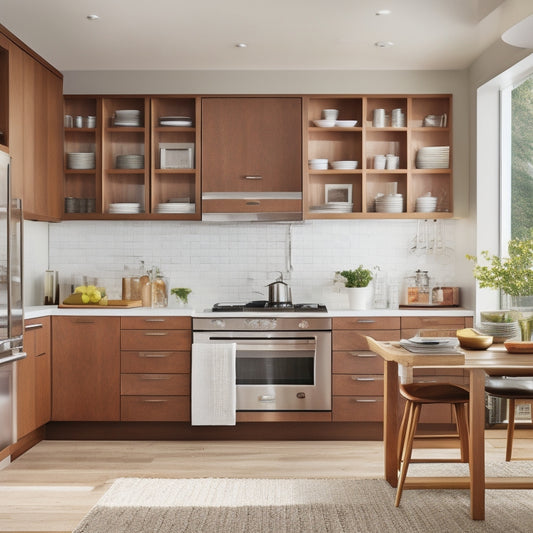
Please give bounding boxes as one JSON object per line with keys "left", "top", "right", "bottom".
{"left": 395, "top": 382, "right": 470, "bottom": 507}
{"left": 485, "top": 376, "right": 533, "bottom": 461}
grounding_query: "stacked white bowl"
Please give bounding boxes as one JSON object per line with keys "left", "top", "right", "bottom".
{"left": 331, "top": 160, "right": 358, "bottom": 170}
{"left": 415, "top": 196, "right": 438, "bottom": 212}
{"left": 309, "top": 158, "right": 328, "bottom": 170}
{"left": 375, "top": 193, "right": 403, "bottom": 213}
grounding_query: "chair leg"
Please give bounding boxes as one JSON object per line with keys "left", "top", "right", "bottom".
{"left": 395, "top": 402, "right": 421, "bottom": 507}
{"left": 453, "top": 403, "right": 469, "bottom": 463}
{"left": 506, "top": 398, "right": 516, "bottom": 462}
{"left": 397, "top": 401, "right": 412, "bottom": 467}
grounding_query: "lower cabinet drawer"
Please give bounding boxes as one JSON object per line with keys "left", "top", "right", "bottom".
{"left": 121, "top": 396, "right": 190, "bottom": 421}
{"left": 121, "top": 373, "right": 190, "bottom": 395}
{"left": 121, "top": 351, "right": 190, "bottom": 373}
{"left": 333, "top": 351, "right": 384, "bottom": 374}
{"left": 332, "top": 396, "right": 383, "bottom": 422}
{"left": 333, "top": 374, "right": 384, "bottom": 396}
{"left": 333, "top": 329, "right": 401, "bottom": 351}
{"left": 121, "top": 330, "right": 191, "bottom": 351}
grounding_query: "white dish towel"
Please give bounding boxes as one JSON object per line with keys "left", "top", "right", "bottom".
{"left": 191, "top": 343, "right": 236, "bottom": 426}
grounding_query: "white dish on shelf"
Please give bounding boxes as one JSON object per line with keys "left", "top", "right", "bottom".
{"left": 313, "top": 119, "right": 336, "bottom": 128}
{"left": 331, "top": 160, "right": 358, "bottom": 170}
{"left": 335, "top": 120, "right": 358, "bottom": 127}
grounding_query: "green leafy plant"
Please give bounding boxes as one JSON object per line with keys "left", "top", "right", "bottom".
{"left": 337, "top": 266, "right": 373, "bottom": 288}
{"left": 171, "top": 287, "right": 192, "bottom": 304}
{"left": 466, "top": 235, "right": 533, "bottom": 297}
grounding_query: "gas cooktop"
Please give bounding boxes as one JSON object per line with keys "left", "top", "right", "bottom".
{"left": 212, "top": 301, "right": 328, "bottom": 313}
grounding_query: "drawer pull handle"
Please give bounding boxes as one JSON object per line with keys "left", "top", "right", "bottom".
{"left": 244, "top": 176, "right": 263, "bottom": 180}
{"left": 357, "top": 319, "right": 376, "bottom": 324}
{"left": 350, "top": 352, "right": 376, "bottom": 358}
{"left": 144, "top": 332, "right": 168, "bottom": 336}
{"left": 245, "top": 201, "right": 261, "bottom": 206}
{"left": 25, "top": 323, "right": 43, "bottom": 330}
{"left": 73, "top": 319, "right": 96, "bottom": 324}
{"left": 142, "top": 399, "right": 168, "bottom": 403}
{"left": 138, "top": 353, "right": 169, "bottom": 358}
{"left": 144, "top": 318, "right": 166, "bottom": 322}
{"left": 353, "top": 377, "right": 375, "bottom": 381}
{"left": 355, "top": 399, "right": 378, "bottom": 403}
{"left": 140, "top": 376, "right": 171, "bottom": 381}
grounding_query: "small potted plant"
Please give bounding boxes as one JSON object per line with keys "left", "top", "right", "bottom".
{"left": 336, "top": 265, "right": 374, "bottom": 310}
{"left": 171, "top": 287, "right": 192, "bottom": 307}
{"left": 467, "top": 234, "right": 533, "bottom": 339}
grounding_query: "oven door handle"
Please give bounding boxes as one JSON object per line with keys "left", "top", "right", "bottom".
{"left": 232, "top": 343, "right": 316, "bottom": 352}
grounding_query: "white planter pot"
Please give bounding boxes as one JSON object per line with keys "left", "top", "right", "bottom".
{"left": 346, "top": 286, "right": 372, "bottom": 310}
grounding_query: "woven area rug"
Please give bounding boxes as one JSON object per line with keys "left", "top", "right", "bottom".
{"left": 74, "top": 464, "right": 533, "bottom": 533}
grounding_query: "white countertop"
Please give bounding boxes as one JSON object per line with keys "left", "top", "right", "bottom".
{"left": 24, "top": 305, "right": 474, "bottom": 319}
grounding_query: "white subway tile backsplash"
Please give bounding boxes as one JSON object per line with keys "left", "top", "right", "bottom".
{"left": 40, "top": 219, "right": 459, "bottom": 309}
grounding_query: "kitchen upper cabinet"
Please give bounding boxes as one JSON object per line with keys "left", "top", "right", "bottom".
{"left": 201, "top": 97, "right": 303, "bottom": 221}
{"left": 52, "top": 316, "right": 120, "bottom": 421}
{"left": 0, "top": 26, "right": 63, "bottom": 221}
{"left": 17, "top": 317, "right": 51, "bottom": 439}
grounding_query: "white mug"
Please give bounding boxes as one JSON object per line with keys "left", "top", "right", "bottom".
{"left": 374, "top": 155, "right": 386, "bottom": 169}
{"left": 373, "top": 108, "right": 385, "bottom": 127}
{"left": 322, "top": 109, "right": 339, "bottom": 120}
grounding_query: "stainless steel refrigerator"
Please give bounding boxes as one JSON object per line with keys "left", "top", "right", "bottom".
{"left": 0, "top": 148, "right": 25, "bottom": 451}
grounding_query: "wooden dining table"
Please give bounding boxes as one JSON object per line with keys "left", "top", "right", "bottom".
{"left": 366, "top": 336, "right": 533, "bottom": 520}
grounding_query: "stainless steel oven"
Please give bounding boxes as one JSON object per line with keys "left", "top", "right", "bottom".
{"left": 193, "top": 317, "right": 331, "bottom": 411}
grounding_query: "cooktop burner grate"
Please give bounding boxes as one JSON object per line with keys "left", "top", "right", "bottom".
{"left": 212, "top": 301, "right": 328, "bottom": 313}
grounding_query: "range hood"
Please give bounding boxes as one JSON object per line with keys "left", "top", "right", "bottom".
{"left": 201, "top": 192, "right": 303, "bottom": 222}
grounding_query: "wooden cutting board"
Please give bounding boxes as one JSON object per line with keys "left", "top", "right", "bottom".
{"left": 59, "top": 299, "right": 143, "bottom": 309}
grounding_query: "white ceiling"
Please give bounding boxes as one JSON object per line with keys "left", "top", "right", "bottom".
{"left": 0, "top": 0, "right": 527, "bottom": 72}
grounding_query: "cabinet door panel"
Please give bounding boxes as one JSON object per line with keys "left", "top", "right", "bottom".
{"left": 332, "top": 350, "right": 383, "bottom": 374}
{"left": 202, "top": 97, "right": 302, "bottom": 193}
{"left": 52, "top": 317, "right": 120, "bottom": 421}
{"left": 332, "top": 397, "right": 383, "bottom": 422}
{"left": 333, "top": 374, "right": 384, "bottom": 396}
{"left": 121, "top": 373, "right": 190, "bottom": 396}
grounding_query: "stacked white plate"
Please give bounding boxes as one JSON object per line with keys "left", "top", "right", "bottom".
{"left": 309, "top": 202, "right": 353, "bottom": 213}
{"left": 109, "top": 202, "right": 142, "bottom": 214}
{"left": 415, "top": 196, "right": 438, "bottom": 212}
{"left": 331, "top": 160, "right": 358, "bottom": 170}
{"left": 66, "top": 152, "right": 95, "bottom": 170}
{"left": 309, "top": 159, "right": 328, "bottom": 170}
{"left": 477, "top": 321, "right": 521, "bottom": 343}
{"left": 416, "top": 146, "right": 449, "bottom": 169}
{"left": 375, "top": 193, "right": 403, "bottom": 213}
{"left": 335, "top": 120, "right": 358, "bottom": 127}
{"left": 159, "top": 116, "right": 193, "bottom": 126}
{"left": 116, "top": 154, "right": 144, "bottom": 169}
{"left": 113, "top": 109, "right": 141, "bottom": 127}
{"left": 155, "top": 202, "right": 196, "bottom": 214}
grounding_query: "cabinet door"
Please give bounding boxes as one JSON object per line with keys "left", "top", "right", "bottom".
{"left": 34, "top": 317, "right": 51, "bottom": 428}
{"left": 202, "top": 97, "right": 302, "bottom": 193}
{"left": 17, "top": 325, "right": 36, "bottom": 439}
{"left": 52, "top": 316, "right": 120, "bottom": 421}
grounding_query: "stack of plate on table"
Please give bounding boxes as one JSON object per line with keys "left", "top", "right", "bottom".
{"left": 309, "top": 202, "right": 353, "bottom": 214}
{"left": 155, "top": 202, "right": 196, "bottom": 214}
{"left": 159, "top": 116, "right": 193, "bottom": 126}
{"left": 416, "top": 146, "right": 449, "bottom": 169}
{"left": 400, "top": 336, "right": 462, "bottom": 355}
{"left": 116, "top": 154, "right": 144, "bottom": 169}
{"left": 477, "top": 320, "right": 521, "bottom": 343}
{"left": 375, "top": 193, "right": 403, "bottom": 213}
{"left": 66, "top": 152, "right": 95, "bottom": 170}
{"left": 108, "top": 202, "right": 142, "bottom": 214}
{"left": 415, "top": 196, "right": 438, "bottom": 212}
{"left": 113, "top": 109, "right": 142, "bottom": 127}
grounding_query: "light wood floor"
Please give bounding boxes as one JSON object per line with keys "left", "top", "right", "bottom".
{"left": 0, "top": 430, "right": 532, "bottom": 532}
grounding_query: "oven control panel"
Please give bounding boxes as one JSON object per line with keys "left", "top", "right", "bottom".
{"left": 194, "top": 317, "right": 332, "bottom": 332}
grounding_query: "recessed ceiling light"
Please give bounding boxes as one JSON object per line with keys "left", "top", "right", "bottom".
{"left": 376, "top": 9, "right": 392, "bottom": 16}
{"left": 235, "top": 43, "right": 247, "bottom": 48}
{"left": 86, "top": 14, "right": 100, "bottom": 20}
{"left": 375, "top": 41, "right": 394, "bottom": 48}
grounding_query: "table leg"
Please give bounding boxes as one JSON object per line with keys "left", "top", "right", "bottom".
{"left": 469, "top": 368, "right": 485, "bottom": 520}
{"left": 384, "top": 359, "right": 400, "bottom": 486}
